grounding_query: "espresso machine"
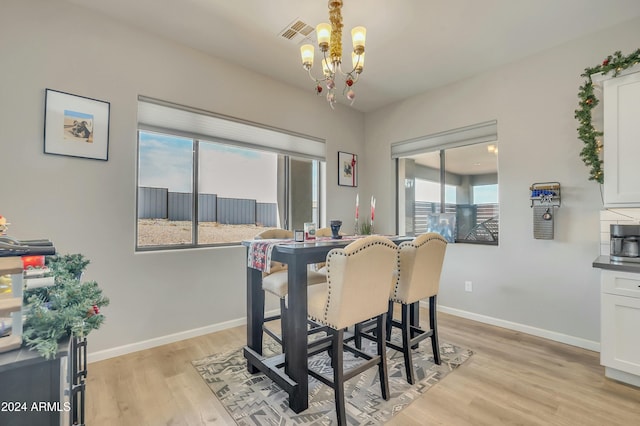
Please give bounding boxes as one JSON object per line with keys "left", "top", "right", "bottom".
{"left": 610, "top": 224, "right": 640, "bottom": 263}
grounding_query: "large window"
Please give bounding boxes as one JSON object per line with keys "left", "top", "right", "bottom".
{"left": 394, "top": 121, "right": 499, "bottom": 245}
{"left": 136, "top": 98, "right": 324, "bottom": 250}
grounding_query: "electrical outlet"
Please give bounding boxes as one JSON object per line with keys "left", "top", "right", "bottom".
{"left": 465, "top": 281, "right": 473, "bottom": 292}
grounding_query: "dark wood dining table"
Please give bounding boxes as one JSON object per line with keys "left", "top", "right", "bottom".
{"left": 242, "top": 236, "right": 414, "bottom": 413}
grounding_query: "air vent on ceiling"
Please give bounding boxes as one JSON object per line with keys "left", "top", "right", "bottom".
{"left": 279, "top": 18, "right": 315, "bottom": 43}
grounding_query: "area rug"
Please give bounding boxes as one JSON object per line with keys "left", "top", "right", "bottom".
{"left": 192, "top": 335, "right": 472, "bottom": 425}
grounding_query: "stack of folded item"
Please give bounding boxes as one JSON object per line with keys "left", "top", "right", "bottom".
{"left": 23, "top": 263, "right": 55, "bottom": 290}
{"left": 0, "top": 236, "right": 56, "bottom": 257}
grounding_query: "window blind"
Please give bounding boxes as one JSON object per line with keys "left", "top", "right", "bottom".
{"left": 391, "top": 120, "right": 498, "bottom": 158}
{"left": 137, "top": 96, "right": 326, "bottom": 160}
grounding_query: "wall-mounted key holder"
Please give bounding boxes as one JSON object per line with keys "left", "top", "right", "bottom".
{"left": 530, "top": 182, "right": 560, "bottom": 239}
{"left": 530, "top": 182, "right": 561, "bottom": 208}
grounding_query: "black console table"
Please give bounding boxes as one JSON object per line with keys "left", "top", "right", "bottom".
{"left": 0, "top": 337, "right": 86, "bottom": 426}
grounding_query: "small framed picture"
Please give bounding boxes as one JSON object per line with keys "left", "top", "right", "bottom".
{"left": 338, "top": 151, "right": 358, "bottom": 187}
{"left": 304, "top": 222, "right": 316, "bottom": 240}
{"left": 294, "top": 230, "right": 304, "bottom": 242}
{"left": 44, "top": 89, "right": 110, "bottom": 161}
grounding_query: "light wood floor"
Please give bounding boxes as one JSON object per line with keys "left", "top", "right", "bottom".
{"left": 86, "top": 311, "right": 640, "bottom": 425}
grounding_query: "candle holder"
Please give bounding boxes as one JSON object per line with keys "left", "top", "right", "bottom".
{"left": 330, "top": 220, "right": 343, "bottom": 239}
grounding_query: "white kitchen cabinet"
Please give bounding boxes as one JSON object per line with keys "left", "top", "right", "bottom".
{"left": 600, "top": 269, "right": 640, "bottom": 386}
{"left": 595, "top": 65, "right": 640, "bottom": 206}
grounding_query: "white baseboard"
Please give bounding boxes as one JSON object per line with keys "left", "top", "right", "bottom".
{"left": 431, "top": 303, "right": 601, "bottom": 352}
{"left": 605, "top": 367, "right": 640, "bottom": 388}
{"left": 88, "top": 316, "right": 245, "bottom": 363}
{"left": 90, "top": 304, "right": 601, "bottom": 364}
{"left": 88, "top": 308, "right": 282, "bottom": 363}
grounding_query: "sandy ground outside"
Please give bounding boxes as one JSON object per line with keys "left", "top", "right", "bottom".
{"left": 137, "top": 219, "right": 272, "bottom": 246}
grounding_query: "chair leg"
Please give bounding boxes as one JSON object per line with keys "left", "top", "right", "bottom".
{"left": 386, "top": 300, "right": 394, "bottom": 341}
{"left": 400, "top": 304, "right": 416, "bottom": 385}
{"left": 430, "top": 295, "right": 441, "bottom": 365}
{"left": 354, "top": 322, "right": 362, "bottom": 349}
{"left": 377, "top": 314, "right": 390, "bottom": 400}
{"left": 410, "top": 302, "right": 420, "bottom": 349}
{"left": 331, "top": 328, "right": 346, "bottom": 425}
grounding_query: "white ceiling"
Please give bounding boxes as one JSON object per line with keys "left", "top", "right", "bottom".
{"left": 64, "top": 0, "right": 640, "bottom": 113}
{"left": 410, "top": 142, "right": 498, "bottom": 175}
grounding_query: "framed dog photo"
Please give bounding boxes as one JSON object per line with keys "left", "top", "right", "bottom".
{"left": 338, "top": 151, "right": 358, "bottom": 187}
{"left": 44, "top": 89, "right": 110, "bottom": 161}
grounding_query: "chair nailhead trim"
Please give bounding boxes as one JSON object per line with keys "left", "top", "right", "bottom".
{"left": 322, "top": 239, "right": 398, "bottom": 322}
{"left": 393, "top": 234, "right": 446, "bottom": 298}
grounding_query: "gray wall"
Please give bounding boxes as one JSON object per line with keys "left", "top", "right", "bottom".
{"left": 0, "top": 0, "right": 364, "bottom": 359}
{"left": 3, "top": 0, "right": 636, "bottom": 358}
{"left": 364, "top": 15, "right": 640, "bottom": 347}
{"left": 198, "top": 194, "right": 217, "bottom": 222}
{"left": 138, "top": 187, "right": 277, "bottom": 226}
{"left": 137, "top": 187, "right": 168, "bottom": 219}
{"left": 256, "top": 203, "right": 278, "bottom": 227}
{"left": 168, "top": 192, "right": 192, "bottom": 221}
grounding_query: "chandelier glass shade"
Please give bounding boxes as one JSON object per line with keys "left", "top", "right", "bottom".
{"left": 300, "top": 0, "right": 366, "bottom": 108}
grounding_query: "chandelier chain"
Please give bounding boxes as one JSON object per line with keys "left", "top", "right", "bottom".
{"left": 329, "top": 2, "right": 343, "bottom": 62}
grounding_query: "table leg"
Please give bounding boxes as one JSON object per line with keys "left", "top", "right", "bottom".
{"left": 246, "top": 266, "right": 263, "bottom": 373}
{"left": 284, "top": 257, "right": 309, "bottom": 413}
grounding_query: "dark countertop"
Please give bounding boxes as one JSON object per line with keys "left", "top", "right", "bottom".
{"left": 593, "top": 255, "right": 640, "bottom": 273}
{"left": 0, "top": 339, "right": 69, "bottom": 373}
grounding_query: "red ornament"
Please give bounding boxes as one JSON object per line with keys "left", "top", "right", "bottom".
{"left": 346, "top": 78, "right": 353, "bottom": 87}
{"left": 92, "top": 304, "right": 100, "bottom": 314}
{"left": 316, "top": 85, "right": 323, "bottom": 94}
{"left": 86, "top": 308, "right": 95, "bottom": 318}
{"left": 22, "top": 255, "right": 45, "bottom": 269}
{"left": 602, "top": 58, "right": 610, "bottom": 66}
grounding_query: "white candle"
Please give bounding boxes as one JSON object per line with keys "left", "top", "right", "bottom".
{"left": 371, "top": 196, "right": 375, "bottom": 221}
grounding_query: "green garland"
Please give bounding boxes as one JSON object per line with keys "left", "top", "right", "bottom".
{"left": 22, "top": 254, "right": 109, "bottom": 359}
{"left": 575, "top": 49, "right": 640, "bottom": 184}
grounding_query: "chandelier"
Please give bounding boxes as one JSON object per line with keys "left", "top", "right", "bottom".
{"left": 300, "top": 0, "right": 366, "bottom": 108}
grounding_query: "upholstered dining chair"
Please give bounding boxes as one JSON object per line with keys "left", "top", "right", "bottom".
{"left": 254, "top": 229, "right": 325, "bottom": 350}
{"left": 387, "top": 232, "right": 447, "bottom": 384}
{"left": 303, "top": 235, "right": 399, "bottom": 425}
{"left": 315, "top": 227, "right": 333, "bottom": 237}
{"left": 312, "top": 227, "right": 333, "bottom": 274}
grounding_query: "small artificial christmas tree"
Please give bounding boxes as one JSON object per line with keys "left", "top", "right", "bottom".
{"left": 23, "top": 254, "right": 109, "bottom": 359}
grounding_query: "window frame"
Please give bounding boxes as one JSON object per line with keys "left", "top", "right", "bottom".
{"left": 394, "top": 131, "right": 499, "bottom": 245}
{"left": 135, "top": 98, "right": 326, "bottom": 252}
{"left": 136, "top": 130, "right": 324, "bottom": 252}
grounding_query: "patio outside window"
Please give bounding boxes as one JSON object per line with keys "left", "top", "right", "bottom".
{"left": 135, "top": 98, "right": 324, "bottom": 251}
{"left": 393, "top": 121, "right": 499, "bottom": 245}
